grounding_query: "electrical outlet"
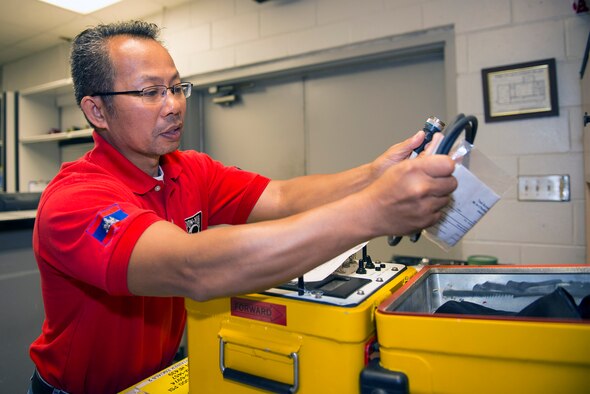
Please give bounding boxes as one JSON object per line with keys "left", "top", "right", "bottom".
{"left": 517, "top": 175, "right": 570, "bottom": 202}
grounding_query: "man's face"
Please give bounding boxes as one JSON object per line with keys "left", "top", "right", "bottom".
{"left": 101, "top": 36, "right": 186, "bottom": 170}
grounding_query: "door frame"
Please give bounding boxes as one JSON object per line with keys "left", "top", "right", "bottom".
{"left": 183, "top": 26, "right": 457, "bottom": 151}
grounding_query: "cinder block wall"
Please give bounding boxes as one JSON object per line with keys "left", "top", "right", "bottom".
{"left": 3, "top": 0, "right": 590, "bottom": 264}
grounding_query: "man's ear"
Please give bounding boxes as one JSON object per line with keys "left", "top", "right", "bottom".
{"left": 80, "top": 96, "right": 108, "bottom": 129}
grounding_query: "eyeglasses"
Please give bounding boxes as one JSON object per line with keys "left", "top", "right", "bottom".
{"left": 91, "top": 82, "right": 193, "bottom": 104}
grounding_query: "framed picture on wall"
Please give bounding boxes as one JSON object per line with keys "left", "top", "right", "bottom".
{"left": 481, "top": 58, "right": 558, "bottom": 123}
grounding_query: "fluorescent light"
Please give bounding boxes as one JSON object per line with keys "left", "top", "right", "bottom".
{"left": 38, "top": 0, "right": 123, "bottom": 14}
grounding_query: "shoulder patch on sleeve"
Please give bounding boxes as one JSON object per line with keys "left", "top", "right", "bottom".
{"left": 86, "top": 204, "right": 129, "bottom": 245}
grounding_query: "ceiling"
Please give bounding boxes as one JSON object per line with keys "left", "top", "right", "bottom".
{"left": 0, "top": 0, "right": 192, "bottom": 67}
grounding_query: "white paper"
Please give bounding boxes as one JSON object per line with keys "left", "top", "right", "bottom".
{"left": 425, "top": 164, "right": 500, "bottom": 248}
{"left": 296, "top": 242, "right": 368, "bottom": 282}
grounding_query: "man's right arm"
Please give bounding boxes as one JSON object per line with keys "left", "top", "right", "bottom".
{"left": 127, "top": 154, "right": 456, "bottom": 301}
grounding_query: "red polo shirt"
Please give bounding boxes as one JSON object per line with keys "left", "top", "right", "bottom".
{"left": 30, "top": 131, "right": 270, "bottom": 394}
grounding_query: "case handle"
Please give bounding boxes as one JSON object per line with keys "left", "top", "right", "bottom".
{"left": 219, "top": 337, "right": 300, "bottom": 393}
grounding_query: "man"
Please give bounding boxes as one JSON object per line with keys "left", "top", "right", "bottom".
{"left": 29, "top": 20, "right": 456, "bottom": 394}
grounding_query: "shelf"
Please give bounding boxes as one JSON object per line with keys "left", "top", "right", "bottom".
{"left": 16, "top": 78, "right": 90, "bottom": 191}
{"left": 19, "top": 78, "right": 73, "bottom": 97}
{"left": 20, "top": 128, "right": 93, "bottom": 144}
{"left": 0, "top": 209, "right": 37, "bottom": 222}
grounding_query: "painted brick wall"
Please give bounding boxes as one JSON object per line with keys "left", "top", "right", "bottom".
{"left": 3, "top": 0, "right": 590, "bottom": 264}
{"left": 153, "top": 0, "right": 590, "bottom": 265}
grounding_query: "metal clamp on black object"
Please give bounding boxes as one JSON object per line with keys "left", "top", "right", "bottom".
{"left": 388, "top": 113, "right": 478, "bottom": 247}
{"left": 413, "top": 116, "right": 446, "bottom": 155}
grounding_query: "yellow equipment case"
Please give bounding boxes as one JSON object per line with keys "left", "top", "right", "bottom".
{"left": 369, "top": 265, "right": 590, "bottom": 394}
{"left": 185, "top": 258, "right": 416, "bottom": 393}
{"left": 119, "top": 358, "right": 189, "bottom": 394}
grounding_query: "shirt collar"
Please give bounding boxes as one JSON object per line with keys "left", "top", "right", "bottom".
{"left": 88, "top": 131, "right": 183, "bottom": 195}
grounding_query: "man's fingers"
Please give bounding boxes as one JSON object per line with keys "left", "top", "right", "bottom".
{"left": 423, "top": 132, "right": 444, "bottom": 155}
{"left": 390, "top": 130, "right": 425, "bottom": 161}
{"left": 421, "top": 155, "right": 456, "bottom": 178}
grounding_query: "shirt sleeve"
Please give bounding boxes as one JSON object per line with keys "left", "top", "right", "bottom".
{"left": 35, "top": 174, "right": 161, "bottom": 296}
{"left": 181, "top": 151, "right": 271, "bottom": 226}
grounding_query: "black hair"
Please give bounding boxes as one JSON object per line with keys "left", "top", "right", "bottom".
{"left": 70, "top": 20, "right": 161, "bottom": 118}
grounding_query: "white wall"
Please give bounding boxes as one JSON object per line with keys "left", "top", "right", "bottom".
{"left": 2, "top": 42, "right": 70, "bottom": 91}
{"left": 3, "top": 0, "right": 590, "bottom": 264}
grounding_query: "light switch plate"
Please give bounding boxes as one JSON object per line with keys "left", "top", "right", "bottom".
{"left": 517, "top": 175, "right": 570, "bottom": 202}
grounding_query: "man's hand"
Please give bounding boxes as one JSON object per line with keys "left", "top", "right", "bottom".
{"left": 364, "top": 154, "right": 457, "bottom": 237}
{"left": 370, "top": 130, "right": 444, "bottom": 179}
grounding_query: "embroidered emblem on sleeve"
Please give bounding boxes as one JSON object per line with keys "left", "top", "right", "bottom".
{"left": 86, "top": 204, "right": 129, "bottom": 245}
{"left": 184, "top": 211, "right": 202, "bottom": 234}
